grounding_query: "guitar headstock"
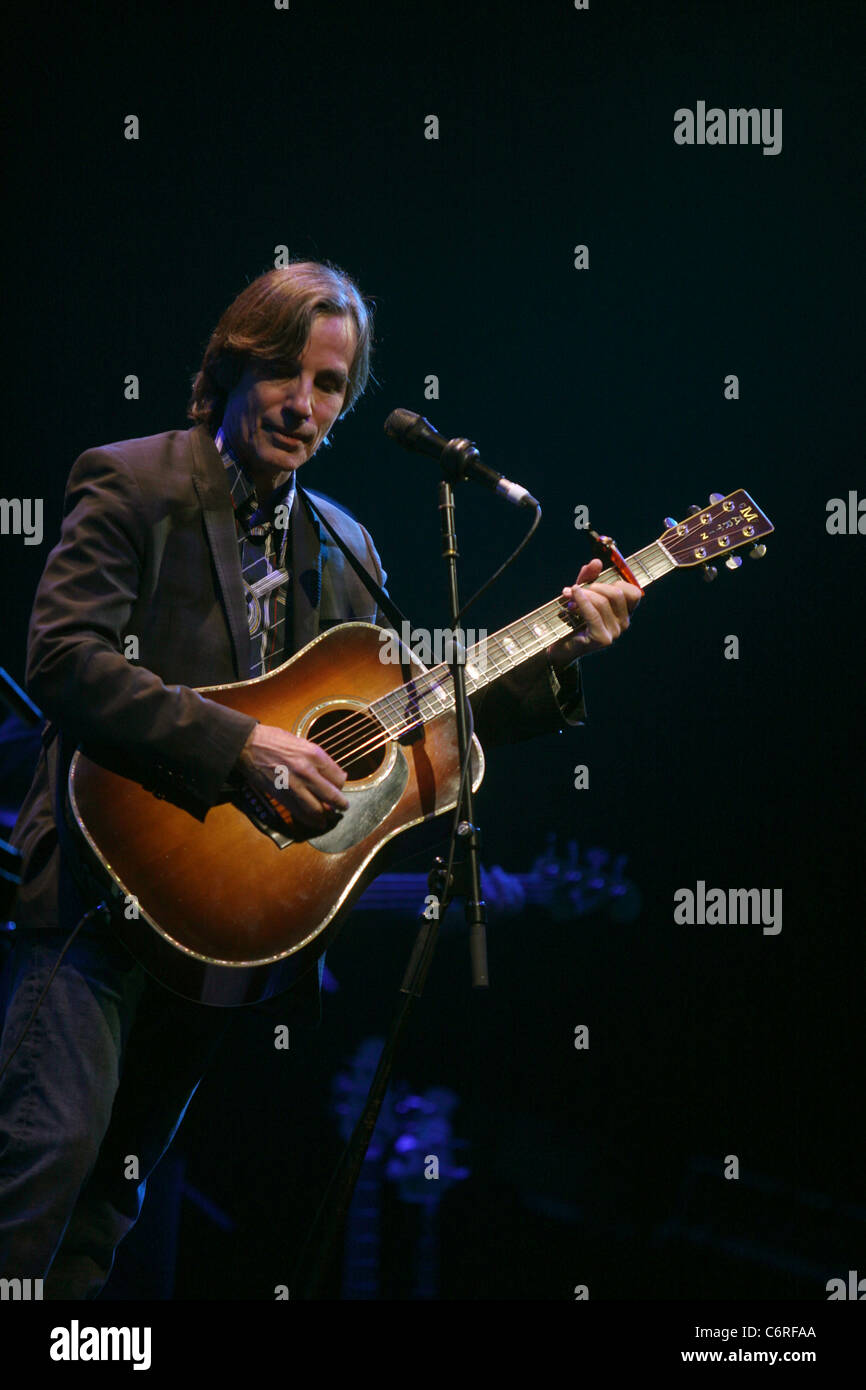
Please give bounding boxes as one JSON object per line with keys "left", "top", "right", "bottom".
{"left": 658, "top": 490, "right": 773, "bottom": 574}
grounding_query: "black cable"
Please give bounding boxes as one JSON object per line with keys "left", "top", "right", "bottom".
{"left": 0, "top": 902, "right": 109, "bottom": 1085}
{"left": 454, "top": 500, "right": 542, "bottom": 625}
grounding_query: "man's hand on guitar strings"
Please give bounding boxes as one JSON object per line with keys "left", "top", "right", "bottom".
{"left": 235, "top": 724, "right": 350, "bottom": 831}
{"left": 547, "top": 557, "right": 642, "bottom": 667}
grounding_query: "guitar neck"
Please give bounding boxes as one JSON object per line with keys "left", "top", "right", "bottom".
{"left": 368, "top": 541, "right": 674, "bottom": 736}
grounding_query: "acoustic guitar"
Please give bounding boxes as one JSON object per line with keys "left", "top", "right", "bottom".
{"left": 66, "top": 490, "right": 772, "bottom": 1004}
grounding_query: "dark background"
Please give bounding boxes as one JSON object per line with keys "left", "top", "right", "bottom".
{"left": 2, "top": 0, "right": 863, "bottom": 1300}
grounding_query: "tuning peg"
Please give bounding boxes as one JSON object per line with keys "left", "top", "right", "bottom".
{"left": 725, "top": 555, "right": 743, "bottom": 571}
{"left": 664, "top": 516, "right": 677, "bottom": 529}
{"left": 709, "top": 492, "right": 724, "bottom": 503}
{"left": 749, "top": 543, "right": 767, "bottom": 559}
{"left": 687, "top": 504, "right": 702, "bottom": 515}
{"left": 702, "top": 564, "right": 718, "bottom": 582}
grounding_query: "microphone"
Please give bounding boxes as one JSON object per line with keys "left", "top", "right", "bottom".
{"left": 384, "top": 409, "right": 540, "bottom": 509}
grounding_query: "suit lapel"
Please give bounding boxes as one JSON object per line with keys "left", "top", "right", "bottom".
{"left": 189, "top": 426, "right": 251, "bottom": 680}
{"left": 292, "top": 486, "right": 325, "bottom": 653}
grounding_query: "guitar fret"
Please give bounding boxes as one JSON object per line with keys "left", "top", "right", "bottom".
{"left": 629, "top": 554, "right": 652, "bottom": 586}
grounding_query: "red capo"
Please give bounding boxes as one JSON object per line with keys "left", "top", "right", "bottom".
{"left": 587, "top": 529, "right": 645, "bottom": 595}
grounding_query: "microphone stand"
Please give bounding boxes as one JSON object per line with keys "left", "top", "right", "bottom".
{"left": 293, "top": 475, "right": 490, "bottom": 1300}
{"left": 435, "top": 476, "right": 488, "bottom": 988}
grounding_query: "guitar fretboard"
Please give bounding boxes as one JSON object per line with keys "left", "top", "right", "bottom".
{"left": 368, "top": 541, "right": 673, "bottom": 739}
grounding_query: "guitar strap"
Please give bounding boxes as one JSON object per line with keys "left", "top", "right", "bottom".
{"left": 297, "top": 486, "right": 411, "bottom": 636}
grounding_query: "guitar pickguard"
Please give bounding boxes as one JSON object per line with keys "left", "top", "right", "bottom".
{"left": 309, "top": 746, "right": 408, "bottom": 854}
{"left": 231, "top": 743, "right": 409, "bottom": 854}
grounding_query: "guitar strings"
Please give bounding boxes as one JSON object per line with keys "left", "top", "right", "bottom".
{"left": 323, "top": 527, "right": 748, "bottom": 770}
{"left": 310, "top": 547, "right": 673, "bottom": 770}
{"left": 311, "top": 594, "right": 593, "bottom": 766}
{"left": 288, "top": 527, "right": 751, "bottom": 772}
{"left": 311, "top": 543, "right": 680, "bottom": 768}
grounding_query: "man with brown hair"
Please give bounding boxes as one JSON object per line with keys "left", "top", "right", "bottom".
{"left": 0, "top": 259, "right": 640, "bottom": 1297}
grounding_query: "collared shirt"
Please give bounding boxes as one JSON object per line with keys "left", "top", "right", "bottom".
{"left": 214, "top": 428, "right": 296, "bottom": 677}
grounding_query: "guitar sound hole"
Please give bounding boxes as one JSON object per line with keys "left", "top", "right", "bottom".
{"left": 307, "top": 707, "right": 387, "bottom": 782}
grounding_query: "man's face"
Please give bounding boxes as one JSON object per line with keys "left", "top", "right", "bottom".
{"left": 221, "top": 312, "right": 357, "bottom": 494}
